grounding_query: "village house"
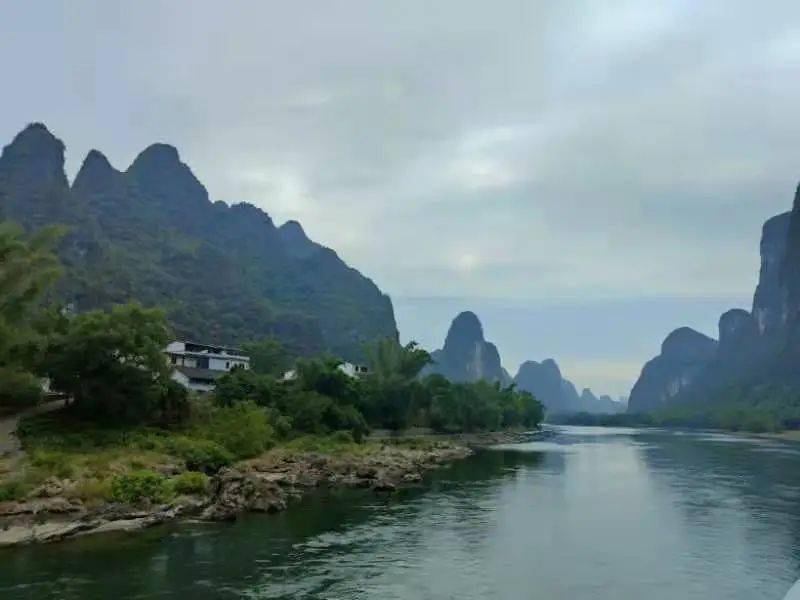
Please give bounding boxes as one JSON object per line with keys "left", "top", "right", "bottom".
{"left": 165, "top": 341, "right": 250, "bottom": 392}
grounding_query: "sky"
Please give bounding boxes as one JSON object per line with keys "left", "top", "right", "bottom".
{"left": 2, "top": 1, "right": 800, "bottom": 397}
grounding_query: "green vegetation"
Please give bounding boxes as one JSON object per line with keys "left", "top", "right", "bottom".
{"left": 171, "top": 471, "right": 209, "bottom": 495}
{"left": 214, "top": 338, "right": 544, "bottom": 437}
{"left": 0, "top": 220, "right": 544, "bottom": 509}
{"left": 1, "top": 124, "right": 398, "bottom": 361}
{"left": 552, "top": 384, "right": 800, "bottom": 433}
{"left": 161, "top": 436, "right": 233, "bottom": 473}
{"left": 109, "top": 470, "right": 171, "bottom": 504}
{"left": 242, "top": 337, "right": 293, "bottom": 377}
{"left": 47, "top": 303, "right": 188, "bottom": 422}
{"left": 0, "top": 222, "right": 63, "bottom": 411}
{"left": 189, "top": 400, "right": 276, "bottom": 459}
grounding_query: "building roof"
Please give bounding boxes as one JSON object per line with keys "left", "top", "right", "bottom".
{"left": 180, "top": 340, "right": 248, "bottom": 355}
{"left": 168, "top": 350, "right": 250, "bottom": 360}
{"left": 174, "top": 366, "right": 227, "bottom": 382}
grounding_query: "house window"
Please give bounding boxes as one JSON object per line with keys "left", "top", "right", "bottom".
{"left": 170, "top": 356, "right": 177, "bottom": 365}
{"left": 226, "top": 361, "right": 230, "bottom": 369}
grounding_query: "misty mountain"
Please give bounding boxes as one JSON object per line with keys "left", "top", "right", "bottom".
{"left": 0, "top": 123, "right": 397, "bottom": 359}
{"left": 628, "top": 193, "right": 800, "bottom": 412}
{"left": 514, "top": 359, "right": 623, "bottom": 415}
{"left": 423, "top": 311, "right": 511, "bottom": 384}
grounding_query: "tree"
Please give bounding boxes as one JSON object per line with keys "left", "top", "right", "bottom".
{"left": 366, "top": 338, "right": 431, "bottom": 381}
{"left": 214, "top": 366, "right": 287, "bottom": 409}
{"left": 242, "top": 337, "right": 292, "bottom": 377}
{"left": 294, "top": 357, "right": 359, "bottom": 404}
{"left": 0, "top": 222, "right": 63, "bottom": 409}
{"left": 360, "top": 338, "right": 433, "bottom": 430}
{"left": 47, "top": 303, "right": 186, "bottom": 422}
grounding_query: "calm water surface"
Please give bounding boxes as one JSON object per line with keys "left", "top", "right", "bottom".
{"left": 3, "top": 426, "right": 800, "bottom": 599}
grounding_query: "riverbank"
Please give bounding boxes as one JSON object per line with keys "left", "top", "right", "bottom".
{"left": 0, "top": 428, "right": 532, "bottom": 547}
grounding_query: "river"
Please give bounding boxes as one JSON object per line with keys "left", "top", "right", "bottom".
{"left": 2, "top": 426, "right": 800, "bottom": 599}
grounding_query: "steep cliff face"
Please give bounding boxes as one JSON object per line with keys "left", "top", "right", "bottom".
{"left": 628, "top": 328, "right": 718, "bottom": 413}
{"left": 0, "top": 123, "right": 397, "bottom": 359}
{"left": 425, "top": 312, "right": 510, "bottom": 384}
{"left": 753, "top": 212, "right": 791, "bottom": 338}
{"left": 628, "top": 194, "right": 800, "bottom": 413}
{"left": 779, "top": 186, "right": 800, "bottom": 373}
{"left": 716, "top": 309, "right": 757, "bottom": 363}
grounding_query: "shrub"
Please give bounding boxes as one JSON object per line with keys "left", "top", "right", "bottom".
{"left": 0, "top": 368, "right": 42, "bottom": 412}
{"left": 0, "top": 479, "right": 30, "bottom": 502}
{"left": 71, "top": 478, "right": 112, "bottom": 502}
{"left": 285, "top": 391, "right": 330, "bottom": 434}
{"left": 30, "top": 450, "right": 74, "bottom": 478}
{"left": 194, "top": 402, "right": 275, "bottom": 460}
{"left": 165, "top": 436, "right": 233, "bottom": 473}
{"left": 171, "top": 471, "right": 209, "bottom": 495}
{"left": 109, "top": 470, "right": 171, "bottom": 504}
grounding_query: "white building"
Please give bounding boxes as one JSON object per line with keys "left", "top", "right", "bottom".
{"left": 165, "top": 341, "right": 250, "bottom": 392}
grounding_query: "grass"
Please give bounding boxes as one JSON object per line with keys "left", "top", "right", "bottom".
{"left": 277, "top": 432, "right": 377, "bottom": 456}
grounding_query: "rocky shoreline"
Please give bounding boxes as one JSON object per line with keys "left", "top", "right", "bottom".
{"left": 0, "top": 431, "right": 532, "bottom": 548}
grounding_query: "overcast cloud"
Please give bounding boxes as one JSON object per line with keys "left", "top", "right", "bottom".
{"left": 3, "top": 0, "right": 800, "bottom": 396}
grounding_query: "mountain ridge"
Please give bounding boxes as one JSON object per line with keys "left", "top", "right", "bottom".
{"left": 0, "top": 123, "right": 398, "bottom": 360}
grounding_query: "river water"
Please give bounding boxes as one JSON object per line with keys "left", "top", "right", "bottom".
{"left": 3, "top": 426, "right": 800, "bottom": 599}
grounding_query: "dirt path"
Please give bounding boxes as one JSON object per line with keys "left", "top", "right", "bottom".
{"left": 0, "top": 400, "right": 65, "bottom": 457}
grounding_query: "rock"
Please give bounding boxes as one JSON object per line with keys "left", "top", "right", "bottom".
{"left": 355, "top": 466, "right": 378, "bottom": 479}
{"left": 30, "top": 477, "right": 67, "bottom": 499}
{"left": 423, "top": 312, "right": 510, "bottom": 385}
{"left": 514, "top": 359, "right": 586, "bottom": 414}
{"left": 0, "top": 497, "right": 83, "bottom": 516}
{"left": 202, "top": 469, "right": 288, "bottom": 521}
{"left": 753, "top": 212, "right": 791, "bottom": 337}
{"left": 628, "top": 327, "right": 718, "bottom": 413}
{"left": 372, "top": 479, "right": 396, "bottom": 493}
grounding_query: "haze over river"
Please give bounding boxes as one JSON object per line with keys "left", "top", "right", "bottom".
{"left": 3, "top": 426, "right": 800, "bottom": 599}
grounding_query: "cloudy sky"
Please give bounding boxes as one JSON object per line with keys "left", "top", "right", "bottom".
{"left": 3, "top": 0, "right": 800, "bottom": 396}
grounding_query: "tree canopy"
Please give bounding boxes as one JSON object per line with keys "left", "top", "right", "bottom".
{"left": 47, "top": 303, "right": 186, "bottom": 422}
{"left": 0, "top": 222, "right": 63, "bottom": 409}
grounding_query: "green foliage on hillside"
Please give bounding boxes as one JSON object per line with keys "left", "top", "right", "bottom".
{"left": 0, "top": 124, "right": 398, "bottom": 360}
{"left": 0, "top": 222, "right": 63, "bottom": 410}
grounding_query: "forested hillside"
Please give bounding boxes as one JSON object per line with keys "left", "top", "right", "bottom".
{"left": 0, "top": 123, "right": 397, "bottom": 359}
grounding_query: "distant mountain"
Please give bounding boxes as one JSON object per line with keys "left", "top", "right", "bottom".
{"left": 628, "top": 186, "right": 800, "bottom": 413}
{"left": 424, "top": 311, "right": 511, "bottom": 384}
{"left": 514, "top": 359, "right": 570, "bottom": 412}
{"left": 513, "top": 358, "right": 621, "bottom": 415}
{"left": 0, "top": 123, "right": 397, "bottom": 359}
{"left": 627, "top": 328, "right": 718, "bottom": 412}
{"left": 582, "top": 389, "right": 625, "bottom": 414}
